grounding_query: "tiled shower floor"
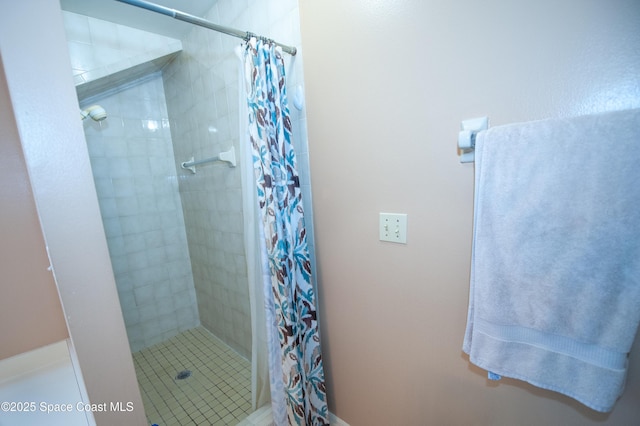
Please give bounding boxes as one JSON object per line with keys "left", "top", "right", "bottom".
{"left": 132, "top": 327, "right": 252, "bottom": 425}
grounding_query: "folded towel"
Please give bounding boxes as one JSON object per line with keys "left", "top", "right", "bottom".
{"left": 463, "top": 108, "right": 640, "bottom": 412}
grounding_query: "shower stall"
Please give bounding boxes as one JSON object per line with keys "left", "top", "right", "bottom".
{"left": 62, "top": 0, "right": 314, "bottom": 423}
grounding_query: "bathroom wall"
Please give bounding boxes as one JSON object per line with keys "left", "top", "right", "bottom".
{"left": 81, "top": 76, "right": 200, "bottom": 352}
{"left": 64, "top": 12, "right": 200, "bottom": 352}
{"left": 163, "top": 0, "right": 312, "bottom": 358}
{"left": 0, "top": 53, "right": 69, "bottom": 362}
{"left": 300, "top": 0, "right": 640, "bottom": 425}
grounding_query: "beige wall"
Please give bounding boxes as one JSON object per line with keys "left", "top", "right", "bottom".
{"left": 299, "top": 0, "right": 640, "bottom": 425}
{"left": 0, "top": 2, "right": 146, "bottom": 424}
{"left": 0, "top": 55, "right": 69, "bottom": 361}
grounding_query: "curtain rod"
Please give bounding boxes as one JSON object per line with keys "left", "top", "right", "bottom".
{"left": 114, "top": 0, "right": 297, "bottom": 56}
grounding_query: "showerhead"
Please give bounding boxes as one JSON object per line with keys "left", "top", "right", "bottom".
{"left": 80, "top": 105, "right": 107, "bottom": 122}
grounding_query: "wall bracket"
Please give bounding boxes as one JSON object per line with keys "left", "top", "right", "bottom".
{"left": 458, "top": 117, "right": 489, "bottom": 163}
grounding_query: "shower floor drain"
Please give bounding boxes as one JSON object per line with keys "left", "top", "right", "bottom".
{"left": 175, "top": 370, "right": 192, "bottom": 380}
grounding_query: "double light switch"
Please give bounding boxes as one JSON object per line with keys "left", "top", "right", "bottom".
{"left": 379, "top": 213, "right": 407, "bottom": 244}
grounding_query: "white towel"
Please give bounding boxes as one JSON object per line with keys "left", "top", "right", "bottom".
{"left": 463, "top": 109, "right": 640, "bottom": 412}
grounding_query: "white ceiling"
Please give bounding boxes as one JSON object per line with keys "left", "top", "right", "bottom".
{"left": 60, "top": 0, "right": 219, "bottom": 39}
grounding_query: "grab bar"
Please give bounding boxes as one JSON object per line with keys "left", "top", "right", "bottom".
{"left": 181, "top": 146, "right": 236, "bottom": 173}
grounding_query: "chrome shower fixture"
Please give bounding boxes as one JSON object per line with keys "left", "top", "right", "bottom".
{"left": 80, "top": 105, "right": 107, "bottom": 121}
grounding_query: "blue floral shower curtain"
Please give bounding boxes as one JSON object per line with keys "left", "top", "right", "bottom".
{"left": 242, "top": 38, "right": 328, "bottom": 425}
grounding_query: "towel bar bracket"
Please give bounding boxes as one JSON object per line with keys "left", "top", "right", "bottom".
{"left": 458, "top": 116, "right": 488, "bottom": 163}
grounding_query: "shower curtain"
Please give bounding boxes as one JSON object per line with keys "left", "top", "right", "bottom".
{"left": 241, "top": 38, "right": 328, "bottom": 426}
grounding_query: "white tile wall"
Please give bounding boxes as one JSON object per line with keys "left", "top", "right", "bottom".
{"left": 63, "top": 11, "right": 182, "bottom": 99}
{"left": 81, "top": 75, "right": 199, "bottom": 353}
{"left": 63, "top": 11, "right": 180, "bottom": 82}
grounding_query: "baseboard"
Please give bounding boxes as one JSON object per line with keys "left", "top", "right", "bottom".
{"left": 329, "top": 412, "right": 350, "bottom": 426}
{"left": 239, "top": 405, "right": 349, "bottom": 426}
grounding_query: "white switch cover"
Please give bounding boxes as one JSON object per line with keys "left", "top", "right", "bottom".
{"left": 379, "top": 213, "right": 407, "bottom": 244}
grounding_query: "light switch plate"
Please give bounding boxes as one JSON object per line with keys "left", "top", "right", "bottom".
{"left": 379, "top": 213, "right": 407, "bottom": 244}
